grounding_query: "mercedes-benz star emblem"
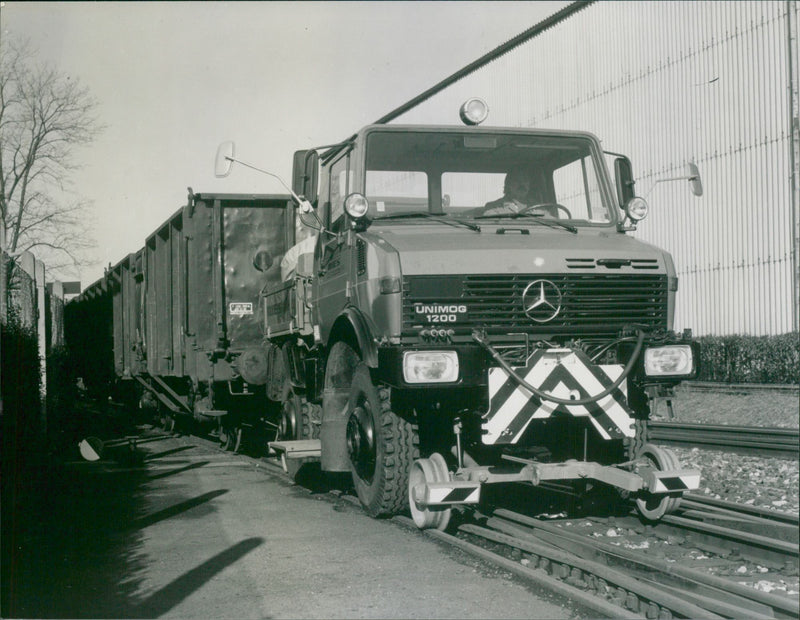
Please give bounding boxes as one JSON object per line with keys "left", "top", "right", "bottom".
{"left": 522, "top": 280, "right": 562, "bottom": 323}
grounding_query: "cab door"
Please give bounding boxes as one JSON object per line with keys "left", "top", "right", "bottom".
{"left": 314, "top": 150, "right": 353, "bottom": 342}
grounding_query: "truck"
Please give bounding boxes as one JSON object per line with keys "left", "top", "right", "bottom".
{"left": 217, "top": 98, "right": 701, "bottom": 528}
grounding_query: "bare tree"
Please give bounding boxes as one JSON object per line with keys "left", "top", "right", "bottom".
{"left": 0, "top": 37, "right": 102, "bottom": 277}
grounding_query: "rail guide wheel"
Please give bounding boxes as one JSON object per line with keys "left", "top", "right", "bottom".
{"left": 635, "top": 443, "right": 683, "bottom": 521}
{"left": 408, "top": 453, "right": 452, "bottom": 531}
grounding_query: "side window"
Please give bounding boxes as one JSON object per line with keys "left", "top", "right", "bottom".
{"left": 553, "top": 156, "right": 608, "bottom": 222}
{"left": 327, "top": 153, "right": 350, "bottom": 233}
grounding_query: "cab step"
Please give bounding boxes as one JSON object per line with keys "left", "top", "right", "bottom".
{"left": 269, "top": 439, "right": 321, "bottom": 460}
{"left": 268, "top": 440, "right": 321, "bottom": 474}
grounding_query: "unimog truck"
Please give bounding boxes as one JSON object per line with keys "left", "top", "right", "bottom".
{"left": 217, "top": 98, "right": 701, "bottom": 529}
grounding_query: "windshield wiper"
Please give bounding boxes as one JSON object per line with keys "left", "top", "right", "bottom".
{"left": 374, "top": 211, "right": 481, "bottom": 232}
{"left": 473, "top": 211, "right": 577, "bottom": 234}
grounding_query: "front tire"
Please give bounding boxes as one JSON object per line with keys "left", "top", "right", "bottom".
{"left": 346, "top": 363, "right": 418, "bottom": 517}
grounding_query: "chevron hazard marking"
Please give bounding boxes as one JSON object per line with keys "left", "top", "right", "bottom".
{"left": 426, "top": 484, "right": 481, "bottom": 505}
{"left": 651, "top": 471, "right": 701, "bottom": 493}
{"left": 483, "top": 349, "right": 635, "bottom": 445}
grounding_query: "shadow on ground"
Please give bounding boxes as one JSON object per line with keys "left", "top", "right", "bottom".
{"left": 1, "top": 400, "right": 262, "bottom": 619}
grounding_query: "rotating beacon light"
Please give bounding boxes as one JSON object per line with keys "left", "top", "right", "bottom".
{"left": 459, "top": 98, "right": 489, "bottom": 125}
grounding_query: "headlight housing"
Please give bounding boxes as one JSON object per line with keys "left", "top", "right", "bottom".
{"left": 644, "top": 344, "right": 695, "bottom": 377}
{"left": 624, "top": 196, "right": 649, "bottom": 221}
{"left": 403, "top": 351, "right": 459, "bottom": 383}
{"left": 344, "top": 193, "right": 369, "bottom": 219}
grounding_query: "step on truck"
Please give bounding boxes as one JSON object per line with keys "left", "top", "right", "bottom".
{"left": 217, "top": 98, "right": 701, "bottom": 529}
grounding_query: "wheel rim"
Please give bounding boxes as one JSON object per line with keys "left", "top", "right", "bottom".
{"left": 220, "top": 425, "right": 232, "bottom": 449}
{"left": 408, "top": 453, "right": 452, "bottom": 530}
{"left": 279, "top": 395, "right": 300, "bottom": 441}
{"left": 635, "top": 444, "right": 682, "bottom": 520}
{"left": 346, "top": 398, "right": 376, "bottom": 482}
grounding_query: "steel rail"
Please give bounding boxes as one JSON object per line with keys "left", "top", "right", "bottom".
{"left": 392, "top": 515, "right": 644, "bottom": 619}
{"left": 493, "top": 509, "right": 800, "bottom": 619}
{"left": 684, "top": 381, "right": 799, "bottom": 394}
{"left": 650, "top": 421, "right": 800, "bottom": 457}
{"left": 682, "top": 494, "right": 800, "bottom": 525}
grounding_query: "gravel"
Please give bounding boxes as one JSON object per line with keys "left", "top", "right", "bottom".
{"left": 656, "top": 385, "right": 799, "bottom": 514}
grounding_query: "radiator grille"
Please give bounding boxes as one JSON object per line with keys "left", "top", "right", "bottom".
{"left": 403, "top": 274, "right": 668, "bottom": 337}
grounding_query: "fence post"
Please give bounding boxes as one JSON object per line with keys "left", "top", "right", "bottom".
{"left": 35, "top": 259, "right": 47, "bottom": 436}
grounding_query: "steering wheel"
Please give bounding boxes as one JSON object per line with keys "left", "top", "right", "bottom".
{"left": 520, "top": 203, "right": 572, "bottom": 219}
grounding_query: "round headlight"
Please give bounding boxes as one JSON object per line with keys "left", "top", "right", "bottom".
{"left": 459, "top": 98, "right": 489, "bottom": 125}
{"left": 344, "top": 193, "right": 369, "bottom": 219}
{"left": 624, "top": 196, "right": 649, "bottom": 221}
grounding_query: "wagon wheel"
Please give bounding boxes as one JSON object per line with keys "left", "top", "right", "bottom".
{"left": 635, "top": 444, "right": 683, "bottom": 521}
{"left": 219, "top": 421, "right": 242, "bottom": 453}
{"left": 346, "top": 363, "right": 419, "bottom": 517}
{"left": 408, "top": 452, "right": 452, "bottom": 530}
{"left": 160, "top": 410, "right": 175, "bottom": 433}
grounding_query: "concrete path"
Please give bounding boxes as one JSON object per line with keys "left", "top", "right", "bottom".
{"left": 4, "top": 431, "right": 580, "bottom": 619}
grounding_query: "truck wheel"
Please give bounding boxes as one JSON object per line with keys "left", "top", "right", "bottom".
{"left": 301, "top": 401, "right": 321, "bottom": 440}
{"left": 278, "top": 392, "right": 303, "bottom": 441}
{"left": 346, "top": 363, "right": 419, "bottom": 517}
{"left": 279, "top": 392, "right": 321, "bottom": 441}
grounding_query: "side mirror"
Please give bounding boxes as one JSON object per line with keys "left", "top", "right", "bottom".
{"left": 292, "top": 149, "right": 319, "bottom": 206}
{"left": 614, "top": 156, "right": 636, "bottom": 207}
{"left": 687, "top": 162, "right": 703, "bottom": 197}
{"left": 215, "top": 141, "right": 235, "bottom": 178}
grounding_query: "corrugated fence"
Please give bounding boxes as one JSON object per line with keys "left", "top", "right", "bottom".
{"left": 396, "top": 0, "right": 798, "bottom": 336}
{"left": 1, "top": 247, "right": 65, "bottom": 437}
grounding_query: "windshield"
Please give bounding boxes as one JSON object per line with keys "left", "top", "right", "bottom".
{"left": 364, "top": 130, "right": 613, "bottom": 225}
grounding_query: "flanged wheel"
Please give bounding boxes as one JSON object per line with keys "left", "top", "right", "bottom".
{"left": 219, "top": 422, "right": 242, "bottom": 453}
{"left": 635, "top": 443, "right": 683, "bottom": 521}
{"left": 409, "top": 452, "right": 452, "bottom": 530}
{"left": 162, "top": 414, "right": 176, "bottom": 433}
{"left": 346, "top": 363, "right": 418, "bottom": 517}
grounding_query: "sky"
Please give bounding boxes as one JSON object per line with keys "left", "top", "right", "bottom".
{"left": 1, "top": 1, "right": 569, "bottom": 287}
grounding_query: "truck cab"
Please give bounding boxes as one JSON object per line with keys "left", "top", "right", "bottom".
{"left": 257, "top": 102, "right": 700, "bottom": 528}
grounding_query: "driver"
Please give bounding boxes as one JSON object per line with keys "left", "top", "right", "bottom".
{"left": 482, "top": 169, "right": 560, "bottom": 218}
{"left": 482, "top": 169, "right": 530, "bottom": 215}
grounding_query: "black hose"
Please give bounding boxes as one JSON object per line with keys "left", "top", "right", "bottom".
{"left": 472, "top": 329, "right": 645, "bottom": 407}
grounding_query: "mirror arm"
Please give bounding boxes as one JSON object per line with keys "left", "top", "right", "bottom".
{"left": 299, "top": 208, "right": 328, "bottom": 236}
{"left": 643, "top": 174, "right": 701, "bottom": 199}
{"left": 224, "top": 156, "right": 312, "bottom": 209}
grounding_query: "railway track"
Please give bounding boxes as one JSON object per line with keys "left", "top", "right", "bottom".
{"left": 442, "top": 505, "right": 800, "bottom": 620}
{"left": 650, "top": 422, "right": 799, "bottom": 458}
{"left": 684, "top": 382, "right": 799, "bottom": 395}
{"left": 255, "top": 442, "right": 800, "bottom": 618}
{"left": 125, "top": 427, "right": 800, "bottom": 619}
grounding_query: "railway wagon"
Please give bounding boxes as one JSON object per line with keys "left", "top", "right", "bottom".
{"left": 67, "top": 191, "right": 295, "bottom": 447}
